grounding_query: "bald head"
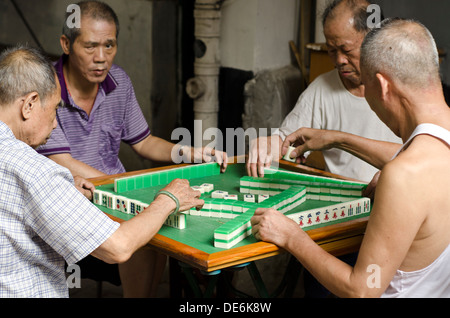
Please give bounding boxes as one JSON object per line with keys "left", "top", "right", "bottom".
{"left": 361, "top": 18, "right": 441, "bottom": 88}
{"left": 0, "top": 46, "right": 57, "bottom": 106}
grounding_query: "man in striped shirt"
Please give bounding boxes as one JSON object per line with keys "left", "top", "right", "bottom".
{"left": 0, "top": 45, "right": 203, "bottom": 297}
{"left": 37, "top": 1, "right": 226, "bottom": 297}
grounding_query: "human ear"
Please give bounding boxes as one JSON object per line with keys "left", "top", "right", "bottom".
{"left": 60, "top": 35, "right": 71, "bottom": 55}
{"left": 376, "top": 73, "right": 390, "bottom": 102}
{"left": 21, "top": 92, "right": 40, "bottom": 120}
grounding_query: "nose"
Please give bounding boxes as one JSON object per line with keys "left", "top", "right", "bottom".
{"left": 335, "top": 51, "right": 348, "bottom": 66}
{"left": 94, "top": 47, "right": 106, "bottom": 63}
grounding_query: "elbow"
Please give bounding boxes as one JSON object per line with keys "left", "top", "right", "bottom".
{"left": 341, "top": 284, "right": 384, "bottom": 298}
{"left": 93, "top": 235, "right": 137, "bottom": 265}
{"left": 107, "top": 241, "right": 135, "bottom": 264}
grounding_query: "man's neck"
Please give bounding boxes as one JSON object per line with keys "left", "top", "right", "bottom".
{"left": 340, "top": 74, "right": 365, "bottom": 98}
{"left": 63, "top": 62, "right": 99, "bottom": 115}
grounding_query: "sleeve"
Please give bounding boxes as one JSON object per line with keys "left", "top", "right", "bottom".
{"left": 35, "top": 119, "right": 71, "bottom": 156}
{"left": 120, "top": 72, "right": 151, "bottom": 145}
{"left": 23, "top": 161, "right": 119, "bottom": 265}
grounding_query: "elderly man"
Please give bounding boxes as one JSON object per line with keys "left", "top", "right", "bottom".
{"left": 246, "top": 0, "right": 401, "bottom": 182}
{"left": 251, "top": 18, "right": 450, "bottom": 298}
{"left": 0, "top": 45, "right": 203, "bottom": 297}
{"left": 36, "top": 1, "right": 227, "bottom": 297}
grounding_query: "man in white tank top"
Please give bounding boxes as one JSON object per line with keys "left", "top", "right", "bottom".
{"left": 251, "top": 18, "right": 450, "bottom": 297}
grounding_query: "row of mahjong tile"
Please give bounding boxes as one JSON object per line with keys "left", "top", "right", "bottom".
{"left": 240, "top": 176, "right": 365, "bottom": 196}
{"left": 93, "top": 189, "right": 148, "bottom": 215}
{"left": 286, "top": 197, "right": 371, "bottom": 228}
{"left": 114, "top": 162, "right": 221, "bottom": 194}
{"left": 213, "top": 196, "right": 371, "bottom": 249}
{"left": 93, "top": 189, "right": 188, "bottom": 229}
{"left": 94, "top": 182, "right": 215, "bottom": 215}
{"left": 262, "top": 167, "right": 367, "bottom": 187}
{"left": 187, "top": 186, "right": 307, "bottom": 218}
{"left": 213, "top": 186, "right": 307, "bottom": 249}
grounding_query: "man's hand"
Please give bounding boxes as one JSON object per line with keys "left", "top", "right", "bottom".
{"left": 74, "top": 176, "right": 95, "bottom": 200}
{"left": 251, "top": 208, "right": 303, "bottom": 247}
{"left": 246, "top": 135, "right": 283, "bottom": 177}
{"left": 159, "top": 179, "right": 204, "bottom": 213}
{"left": 183, "top": 146, "right": 228, "bottom": 173}
{"left": 281, "top": 127, "right": 337, "bottom": 162}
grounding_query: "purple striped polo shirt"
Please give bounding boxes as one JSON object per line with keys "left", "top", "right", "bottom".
{"left": 37, "top": 55, "right": 151, "bottom": 175}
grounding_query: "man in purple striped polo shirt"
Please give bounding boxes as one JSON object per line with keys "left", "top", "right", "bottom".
{"left": 37, "top": 1, "right": 226, "bottom": 298}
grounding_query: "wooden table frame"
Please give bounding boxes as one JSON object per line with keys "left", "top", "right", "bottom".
{"left": 89, "top": 159, "right": 369, "bottom": 273}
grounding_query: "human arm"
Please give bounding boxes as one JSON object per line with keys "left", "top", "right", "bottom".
{"left": 281, "top": 127, "right": 402, "bottom": 170}
{"left": 48, "top": 153, "right": 107, "bottom": 179}
{"left": 132, "top": 135, "right": 228, "bottom": 173}
{"left": 73, "top": 175, "right": 96, "bottom": 200}
{"left": 246, "top": 135, "right": 283, "bottom": 177}
{"left": 251, "top": 161, "right": 421, "bottom": 297}
{"left": 91, "top": 178, "right": 204, "bottom": 264}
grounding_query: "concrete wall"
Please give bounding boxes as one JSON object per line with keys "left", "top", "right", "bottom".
{"left": 220, "top": 0, "right": 301, "bottom": 73}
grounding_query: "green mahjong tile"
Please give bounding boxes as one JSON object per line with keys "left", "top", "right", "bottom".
{"left": 167, "top": 170, "right": 178, "bottom": 183}
{"left": 135, "top": 175, "right": 144, "bottom": 190}
{"left": 115, "top": 179, "right": 127, "bottom": 193}
{"left": 159, "top": 171, "right": 168, "bottom": 184}
{"left": 126, "top": 178, "right": 135, "bottom": 191}
{"left": 150, "top": 173, "right": 159, "bottom": 186}
{"left": 143, "top": 175, "right": 152, "bottom": 188}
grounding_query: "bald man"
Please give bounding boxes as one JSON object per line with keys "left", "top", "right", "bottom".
{"left": 251, "top": 18, "right": 450, "bottom": 298}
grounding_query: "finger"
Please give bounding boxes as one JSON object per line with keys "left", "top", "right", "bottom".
{"left": 290, "top": 141, "right": 312, "bottom": 160}
{"left": 194, "top": 198, "right": 205, "bottom": 210}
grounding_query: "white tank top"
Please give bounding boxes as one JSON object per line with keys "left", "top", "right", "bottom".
{"left": 382, "top": 123, "right": 450, "bottom": 298}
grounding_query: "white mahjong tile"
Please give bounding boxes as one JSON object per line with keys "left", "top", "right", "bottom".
{"left": 244, "top": 194, "right": 255, "bottom": 202}
{"left": 212, "top": 190, "right": 228, "bottom": 198}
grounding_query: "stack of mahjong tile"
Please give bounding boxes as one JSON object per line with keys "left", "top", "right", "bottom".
{"left": 113, "top": 162, "right": 221, "bottom": 193}
{"left": 93, "top": 163, "right": 222, "bottom": 230}
{"left": 240, "top": 168, "right": 367, "bottom": 202}
{"left": 213, "top": 186, "right": 307, "bottom": 249}
{"left": 286, "top": 197, "right": 370, "bottom": 228}
{"left": 213, "top": 169, "right": 369, "bottom": 249}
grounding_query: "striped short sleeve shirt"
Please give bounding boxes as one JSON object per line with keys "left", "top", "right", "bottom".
{"left": 37, "top": 55, "right": 151, "bottom": 175}
{"left": 0, "top": 121, "right": 120, "bottom": 297}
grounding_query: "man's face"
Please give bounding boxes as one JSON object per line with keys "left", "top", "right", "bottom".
{"left": 67, "top": 17, "right": 117, "bottom": 84}
{"left": 324, "top": 14, "right": 366, "bottom": 89}
{"left": 27, "top": 81, "right": 61, "bottom": 148}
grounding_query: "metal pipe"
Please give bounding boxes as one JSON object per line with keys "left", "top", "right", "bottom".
{"left": 186, "top": 0, "right": 224, "bottom": 147}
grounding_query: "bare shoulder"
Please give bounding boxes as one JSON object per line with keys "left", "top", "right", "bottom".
{"left": 378, "top": 135, "right": 450, "bottom": 217}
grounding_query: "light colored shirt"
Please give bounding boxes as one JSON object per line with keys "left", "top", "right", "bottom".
{"left": 274, "top": 69, "right": 402, "bottom": 182}
{"left": 37, "top": 55, "right": 151, "bottom": 175}
{"left": 0, "top": 121, "right": 119, "bottom": 297}
{"left": 382, "top": 123, "right": 450, "bottom": 298}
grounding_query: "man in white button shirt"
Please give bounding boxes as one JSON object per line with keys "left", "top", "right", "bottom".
{"left": 0, "top": 45, "right": 203, "bottom": 297}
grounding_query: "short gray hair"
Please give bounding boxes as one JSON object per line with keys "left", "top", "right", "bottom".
{"left": 62, "top": 1, "right": 120, "bottom": 48}
{"left": 361, "top": 18, "right": 441, "bottom": 87}
{"left": 0, "top": 45, "right": 57, "bottom": 106}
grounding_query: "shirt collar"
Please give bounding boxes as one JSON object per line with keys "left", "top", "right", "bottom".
{"left": 54, "top": 54, "right": 118, "bottom": 106}
{"left": 0, "top": 120, "right": 15, "bottom": 139}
